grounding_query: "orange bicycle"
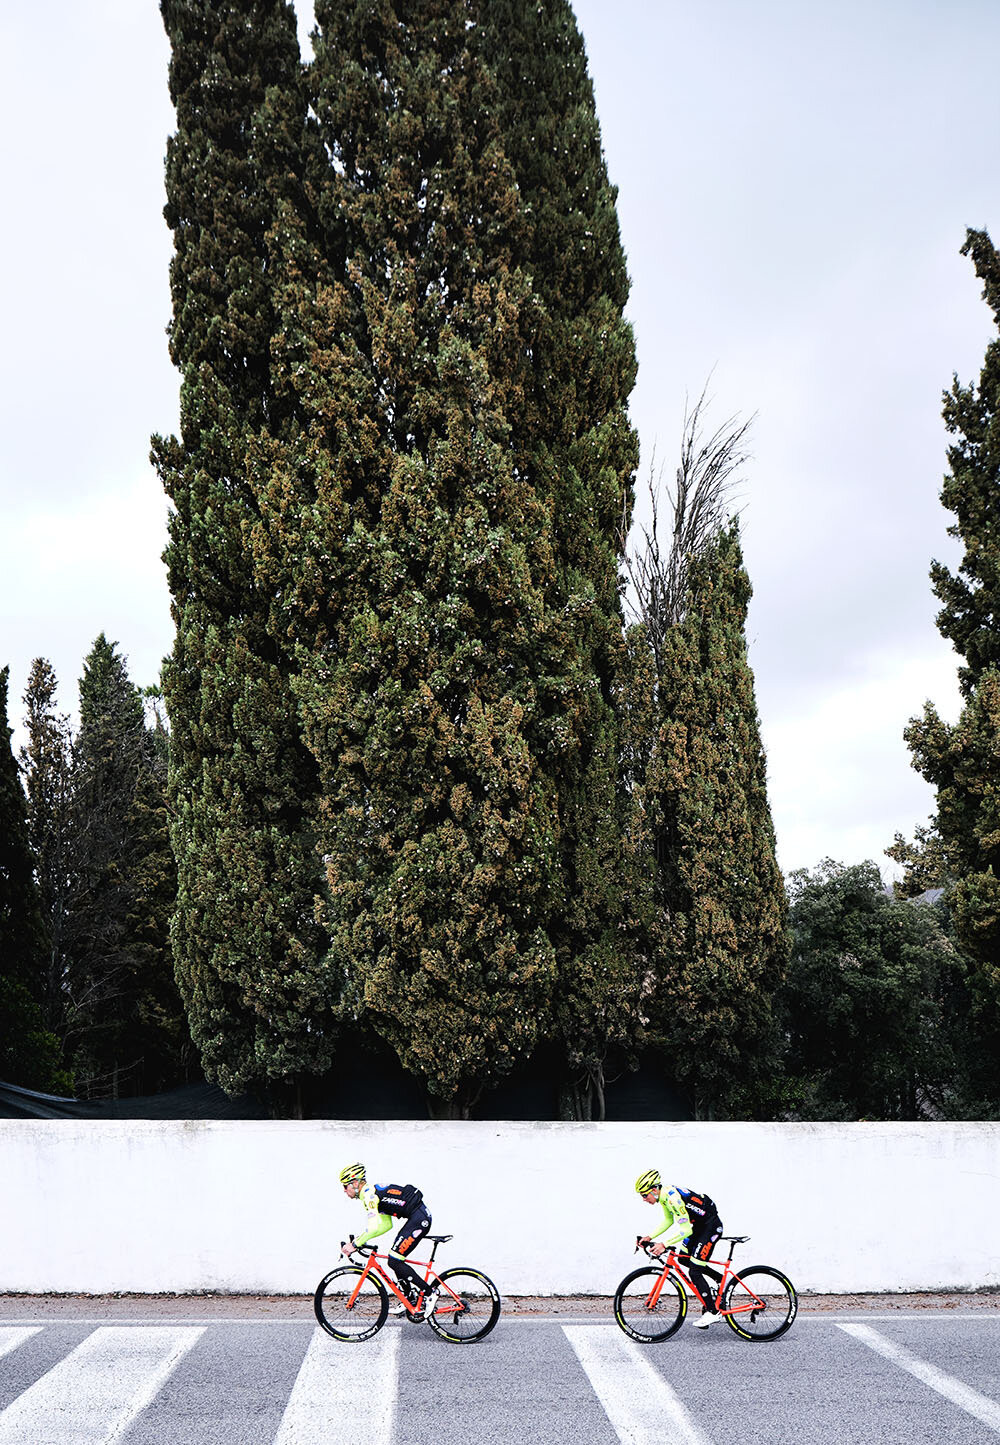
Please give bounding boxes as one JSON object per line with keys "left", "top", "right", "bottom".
{"left": 314, "top": 1232, "right": 501, "bottom": 1344}
{"left": 614, "top": 1234, "right": 797, "bottom": 1342}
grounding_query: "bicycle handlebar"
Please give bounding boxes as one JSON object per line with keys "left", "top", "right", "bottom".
{"left": 340, "top": 1236, "right": 375, "bottom": 1258}
{"left": 636, "top": 1237, "right": 684, "bottom": 1262}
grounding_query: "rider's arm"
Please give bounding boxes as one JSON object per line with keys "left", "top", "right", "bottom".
{"left": 355, "top": 1211, "right": 393, "bottom": 1247}
{"left": 354, "top": 1181, "right": 394, "bottom": 1248}
{"left": 649, "top": 1186, "right": 691, "bottom": 1249}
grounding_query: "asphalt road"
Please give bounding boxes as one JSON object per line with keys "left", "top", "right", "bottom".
{"left": 1, "top": 1306, "right": 999, "bottom": 1443}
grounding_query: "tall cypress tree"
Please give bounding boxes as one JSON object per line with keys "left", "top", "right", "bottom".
{"left": 640, "top": 525, "right": 787, "bottom": 1117}
{"left": 157, "top": 1, "right": 646, "bottom": 1115}
{"left": 898, "top": 230, "right": 1000, "bottom": 1103}
{"left": 478, "top": 1, "right": 644, "bottom": 1118}
{"left": 280, "top": 0, "right": 574, "bottom": 1117}
{"left": 0, "top": 666, "right": 67, "bottom": 1091}
{"left": 244, "top": 0, "right": 646, "bottom": 1115}
{"left": 63, "top": 636, "right": 185, "bottom": 1096}
{"left": 626, "top": 401, "right": 786, "bottom": 1116}
{"left": 19, "top": 658, "right": 75, "bottom": 1033}
{"left": 156, "top": 0, "right": 334, "bottom": 1104}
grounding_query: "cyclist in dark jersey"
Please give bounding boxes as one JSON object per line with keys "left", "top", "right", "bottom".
{"left": 340, "top": 1163, "right": 434, "bottom": 1315}
{"left": 635, "top": 1168, "right": 725, "bottom": 1328}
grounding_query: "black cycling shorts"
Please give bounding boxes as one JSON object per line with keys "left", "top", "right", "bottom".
{"left": 684, "top": 1211, "right": 723, "bottom": 1260}
{"left": 390, "top": 1203, "right": 431, "bottom": 1259}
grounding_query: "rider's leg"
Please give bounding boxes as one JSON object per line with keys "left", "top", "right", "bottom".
{"left": 683, "top": 1217, "right": 724, "bottom": 1312}
{"left": 388, "top": 1206, "right": 432, "bottom": 1299}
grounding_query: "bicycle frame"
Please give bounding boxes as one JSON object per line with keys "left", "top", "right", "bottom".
{"left": 642, "top": 1238, "right": 768, "bottom": 1321}
{"left": 345, "top": 1240, "right": 459, "bottom": 1318}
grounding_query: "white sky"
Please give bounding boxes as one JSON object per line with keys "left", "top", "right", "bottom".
{"left": 2, "top": 0, "right": 998, "bottom": 880}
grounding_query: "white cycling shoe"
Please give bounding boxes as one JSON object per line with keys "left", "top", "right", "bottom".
{"left": 692, "top": 1311, "right": 722, "bottom": 1329}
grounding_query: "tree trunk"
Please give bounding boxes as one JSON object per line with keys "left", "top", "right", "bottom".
{"left": 426, "top": 1094, "right": 471, "bottom": 1120}
{"left": 591, "top": 1066, "right": 607, "bottom": 1122}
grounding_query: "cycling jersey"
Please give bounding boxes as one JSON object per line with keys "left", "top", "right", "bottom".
{"left": 354, "top": 1181, "right": 425, "bottom": 1247}
{"left": 649, "top": 1185, "right": 718, "bottom": 1249}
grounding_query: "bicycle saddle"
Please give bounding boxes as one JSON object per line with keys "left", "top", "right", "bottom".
{"left": 427, "top": 1234, "right": 453, "bottom": 1243}
{"left": 721, "top": 1234, "right": 750, "bottom": 1243}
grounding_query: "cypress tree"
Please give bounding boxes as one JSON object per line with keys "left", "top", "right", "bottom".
{"left": 478, "top": 1, "right": 644, "bottom": 1118}
{"left": 641, "top": 525, "right": 787, "bottom": 1117}
{"left": 157, "top": 1, "right": 645, "bottom": 1115}
{"left": 66, "top": 636, "right": 186, "bottom": 1096}
{"left": 0, "top": 666, "right": 67, "bottom": 1091}
{"left": 929, "top": 230, "right": 1000, "bottom": 696}
{"left": 19, "top": 658, "right": 76, "bottom": 1033}
{"left": 626, "top": 401, "right": 786, "bottom": 1116}
{"left": 898, "top": 230, "right": 1000, "bottom": 1103}
{"left": 156, "top": 0, "right": 334, "bottom": 1104}
{"left": 285, "top": 0, "right": 573, "bottom": 1117}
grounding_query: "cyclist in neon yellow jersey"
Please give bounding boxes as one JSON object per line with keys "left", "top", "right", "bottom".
{"left": 339, "top": 1163, "right": 434, "bottom": 1317}
{"left": 635, "top": 1168, "right": 724, "bottom": 1328}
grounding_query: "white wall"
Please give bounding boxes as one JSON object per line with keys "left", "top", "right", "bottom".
{"left": 2, "top": 1120, "right": 998, "bottom": 1295}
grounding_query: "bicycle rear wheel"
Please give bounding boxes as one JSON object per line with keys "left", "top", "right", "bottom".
{"left": 722, "top": 1265, "right": 797, "bottom": 1341}
{"left": 426, "top": 1267, "right": 501, "bottom": 1343}
{"left": 613, "top": 1267, "right": 686, "bottom": 1342}
{"left": 314, "top": 1265, "right": 388, "bottom": 1342}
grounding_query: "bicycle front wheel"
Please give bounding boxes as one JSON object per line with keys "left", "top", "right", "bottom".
{"left": 722, "top": 1265, "right": 798, "bottom": 1341}
{"left": 314, "top": 1265, "right": 388, "bottom": 1342}
{"left": 613, "top": 1267, "right": 686, "bottom": 1342}
{"left": 427, "top": 1267, "right": 501, "bottom": 1343}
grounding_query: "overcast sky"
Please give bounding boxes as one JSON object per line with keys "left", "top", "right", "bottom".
{"left": 2, "top": 0, "right": 998, "bottom": 879}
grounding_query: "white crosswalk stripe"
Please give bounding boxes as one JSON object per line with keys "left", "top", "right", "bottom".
{"left": 563, "top": 1325, "right": 713, "bottom": 1445}
{"left": 0, "top": 1325, "right": 203, "bottom": 1445}
{"left": 273, "top": 1325, "right": 399, "bottom": 1444}
{"left": 0, "top": 1331, "right": 40, "bottom": 1362}
{"left": 838, "top": 1322, "right": 1000, "bottom": 1435}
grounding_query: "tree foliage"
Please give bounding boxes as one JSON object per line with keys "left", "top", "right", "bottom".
{"left": 778, "top": 861, "right": 972, "bottom": 1119}
{"left": 930, "top": 229, "right": 1000, "bottom": 699}
{"left": 0, "top": 666, "right": 68, "bottom": 1091}
{"left": 478, "top": 0, "right": 644, "bottom": 1118}
{"left": 647, "top": 526, "right": 787, "bottom": 1114}
{"left": 627, "top": 402, "right": 786, "bottom": 1117}
{"left": 13, "top": 646, "right": 189, "bottom": 1099}
{"left": 156, "top": 0, "right": 334, "bottom": 1104}
{"left": 19, "top": 658, "right": 76, "bottom": 1035}
{"left": 54, "top": 636, "right": 185, "bottom": 1096}
{"left": 896, "top": 230, "right": 1000, "bottom": 1101}
{"left": 259, "top": 0, "right": 648, "bottom": 1118}
{"left": 283, "top": 0, "right": 570, "bottom": 1118}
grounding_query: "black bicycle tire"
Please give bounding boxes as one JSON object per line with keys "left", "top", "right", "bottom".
{"left": 426, "top": 1267, "right": 502, "bottom": 1343}
{"left": 314, "top": 1265, "right": 389, "bottom": 1342}
{"left": 721, "top": 1264, "right": 798, "bottom": 1341}
{"left": 613, "top": 1266, "right": 686, "bottom": 1342}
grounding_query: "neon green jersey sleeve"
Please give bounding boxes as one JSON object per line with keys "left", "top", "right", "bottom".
{"left": 354, "top": 1181, "right": 393, "bottom": 1247}
{"left": 649, "top": 1185, "right": 691, "bottom": 1248}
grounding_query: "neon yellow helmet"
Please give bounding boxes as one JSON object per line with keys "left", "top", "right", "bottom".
{"left": 339, "top": 1162, "right": 366, "bottom": 1186}
{"left": 635, "top": 1169, "right": 661, "bottom": 1195}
